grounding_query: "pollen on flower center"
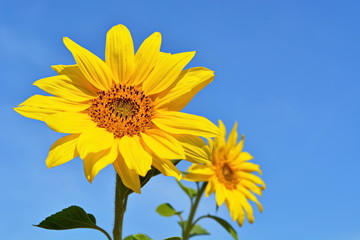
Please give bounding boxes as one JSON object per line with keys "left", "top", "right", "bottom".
{"left": 87, "top": 84, "right": 155, "bottom": 138}
{"left": 215, "top": 160, "right": 239, "bottom": 189}
{"left": 222, "top": 164, "right": 234, "bottom": 181}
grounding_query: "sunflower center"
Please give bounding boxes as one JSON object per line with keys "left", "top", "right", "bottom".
{"left": 222, "top": 164, "right": 234, "bottom": 181}
{"left": 87, "top": 84, "right": 155, "bottom": 138}
{"left": 216, "top": 161, "right": 238, "bottom": 190}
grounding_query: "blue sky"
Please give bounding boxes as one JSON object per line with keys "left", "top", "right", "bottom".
{"left": 1, "top": 0, "right": 360, "bottom": 239}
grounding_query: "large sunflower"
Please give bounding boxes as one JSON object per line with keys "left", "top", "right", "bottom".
{"left": 15, "top": 25, "right": 219, "bottom": 193}
{"left": 184, "top": 121, "right": 265, "bottom": 226}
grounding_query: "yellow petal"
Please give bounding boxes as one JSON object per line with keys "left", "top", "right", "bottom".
{"left": 46, "top": 134, "right": 80, "bottom": 168}
{"left": 19, "top": 95, "right": 90, "bottom": 112}
{"left": 239, "top": 162, "right": 262, "bottom": 174}
{"left": 155, "top": 67, "right": 214, "bottom": 111}
{"left": 227, "top": 122, "right": 238, "bottom": 147}
{"left": 51, "top": 64, "right": 98, "bottom": 94}
{"left": 237, "top": 152, "right": 254, "bottom": 162}
{"left": 188, "top": 164, "right": 214, "bottom": 175}
{"left": 152, "top": 157, "right": 181, "bottom": 180}
{"left": 44, "top": 112, "right": 96, "bottom": 133}
{"left": 228, "top": 134, "right": 245, "bottom": 160}
{"left": 153, "top": 110, "right": 220, "bottom": 138}
{"left": 238, "top": 185, "right": 263, "bottom": 212}
{"left": 183, "top": 172, "right": 211, "bottom": 182}
{"left": 63, "top": 37, "right": 113, "bottom": 90}
{"left": 141, "top": 129, "right": 185, "bottom": 160}
{"left": 240, "top": 179, "right": 263, "bottom": 196}
{"left": 113, "top": 155, "right": 141, "bottom": 193}
{"left": 83, "top": 142, "right": 118, "bottom": 182}
{"left": 118, "top": 135, "right": 152, "bottom": 176}
{"left": 142, "top": 52, "right": 195, "bottom": 96}
{"left": 128, "top": 32, "right": 161, "bottom": 86}
{"left": 105, "top": 24, "right": 135, "bottom": 84}
{"left": 215, "top": 183, "right": 226, "bottom": 206}
{"left": 14, "top": 105, "right": 58, "bottom": 121}
{"left": 238, "top": 172, "right": 266, "bottom": 189}
{"left": 215, "top": 120, "right": 226, "bottom": 147}
{"left": 174, "top": 134, "right": 211, "bottom": 163}
{"left": 33, "top": 75, "right": 97, "bottom": 102}
{"left": 77, "top": 127, "right": 114, "bottom": 159}
{"left": 205, "top": 177, "right": 216, "bottom": 197}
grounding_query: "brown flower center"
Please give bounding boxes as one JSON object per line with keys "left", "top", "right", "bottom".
{"left": 87, "top": 84, "right": 155, "bottom": 138}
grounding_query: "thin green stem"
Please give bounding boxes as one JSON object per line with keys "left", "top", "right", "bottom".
{"left": 96, "top": 226, "right": 113, "bottom": 240}
{"left": 113, "top": 174, "right": 129, "bottom": 240}
{"left": 182, "top": 182, "right": 207, "bottom": 240}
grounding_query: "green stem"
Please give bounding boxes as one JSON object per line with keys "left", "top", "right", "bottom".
{"left": 182, "top": 182, "right": 207, "bottom": 240}
{"left": 96, "top": 226, "right": 113, "bottom": 240}
{"left": 113, "top": 174, "right": 129, "bottom": 240}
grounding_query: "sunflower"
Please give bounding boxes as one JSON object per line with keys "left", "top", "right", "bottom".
{"left": 15, "top": 24, "right": 220, "bottom": 193}
{"left": 184, "top": 121, "right": 265, "bottom": 226}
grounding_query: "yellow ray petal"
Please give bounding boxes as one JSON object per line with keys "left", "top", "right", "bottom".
{"left": 238, "top": 185, "right": 263, "bottom": 212}
{"left": 215, "top": 120, "right": 226, "bottom": 147}
{"left": 113, "top": 155, "right": 141, "bottom": 193}
{"left": 239, "top": 162, "right": 262, "bottom": 174}
{"left": 46, "top": 134, "right": 80, "bottom": 168}
{"left": 183, "top": 172, "right": 211, "bottom": 182}
{"left": 153, "top": 110, "right": 220, "bottom": 138}
{"left": 33, "top": 75, "right": 97, "bottom": 102}
{"left": 228, "top": 134, "right": 245, "bottom": 160}
{"left": 51, "top": 64, "right": 98, "bottom": 94}
{"left": 142, "top": 51, "right": 195, "bottom": 96}
{"left": 19, "top": 95, "right": 90, "bottom": 112}
{"left": 237, "top": 152, "right": 254, "bottom": 162}
{"left": 205, "top": 177, "right": 216, "bottom": 197}
{"left": 240, "top": 179, "right": 263, "bottom": 196}
{"left": 83, "top": 142, "right": 118, "bottom": 182}
{"left": 63, "top": 37, "right": 113, "bottom": 90}
{"left": 174, "top": 134, "right": 211, "bottom": 163}
{"left": 227, "top": 122, "right": 238, "bottom": 147}
{"left": 154, "top": 67, "right": 214, "bottom": 111}
{"left": 105, "top": 24, "right": 135, "bottom": 84}
{"left": 77, "top": 127, "right": 114, "bottom": 159}
{"left": 44, "top": 112, "right": 96, "bottom": 133}
{"left": 118, "top": 135, "right": 152, "bottom": 176}
{"left": 152, "top": 157, "right": 181, "bottom": 180}
{"left": 215, "top": 183, "right": 226, "bottom": 206}
{"left": 14, "top": 105, "right": 59, "bottom": 121}
{"left": 238, "top": 172, "right": 266, "bottom": 189}
{"left": 141, "top": 129, "right": 185, "bottom": 160}
{"left": 188, "top": 164, "right": 214, "bottom": 175}
{"left": 128, "top": 32, "right": 161, "bottom": 86}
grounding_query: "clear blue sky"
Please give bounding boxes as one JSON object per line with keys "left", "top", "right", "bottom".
{"left": 1, "top": 0, "right": 360, "bottom": 239}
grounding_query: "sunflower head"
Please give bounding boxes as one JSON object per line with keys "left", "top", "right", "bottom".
{"left": 14, "top": 24, "right": 220, "bottom": 193}
{"left": 185, "top": 120, "right": 265, "bottom": 226}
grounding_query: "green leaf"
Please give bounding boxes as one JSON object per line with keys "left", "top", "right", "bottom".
{"left": 156, "top": 203, "right": 178, "bottom": 217}
{"left": 124, "top": 234, "right": 153, "bottom": 240}
{"left": 34, "top": 205, "right": 110, "bottom": 239}
{"left": 177, "top": 181, "right": 197, "bottom": 199}
{"left": 178, "top": 221, "right": 209, "bottom": 237}
{"left": 204, "top": 215, "right": 238, "bottom": 240}
{"left": 164, "top": 237, "right": 182, "bottom": 240}
{"left": 189, "top": 224, "right": 209, "bottom": 237}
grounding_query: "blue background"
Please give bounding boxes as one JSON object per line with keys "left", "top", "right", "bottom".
{"left": 1, "top": 0, "right": 360, "bottom": 239}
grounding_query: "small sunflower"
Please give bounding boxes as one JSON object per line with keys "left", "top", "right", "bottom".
{"left": 15, "top": 25, "right": 219, "bottom": 193}
{"left": 184, "top": 121, "right": 265, "bottom": 226}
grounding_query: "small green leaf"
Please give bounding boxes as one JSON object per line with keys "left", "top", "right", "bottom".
{"left": 178, "top": 221, "right": 209, "bottom": 237}
{"left": 177, "top": 181, "right": 197, "bottom": 199}
{"left": 189, "top": 224, "right": 209, "bottom": 237}
{"left": 34, "top": 205, "right": 110, "bottom": 239}
{"left": 124, "top": 234, "right": 153, "bottom": 240}
{"left": 156, "top": 203, "right": 178, "bottom": 217}
{"left": 204, "top": 215, "right": 238, "bottom": 240}
{"left": 164, "top": 237, "right": 182, "bottom": 240}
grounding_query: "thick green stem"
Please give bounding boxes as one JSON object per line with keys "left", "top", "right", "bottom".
{"left": 182, "top": 182, "right": 207, "bottom": 240}
{"left": 113, "top": 174, "right": 130, "bottom": 240}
